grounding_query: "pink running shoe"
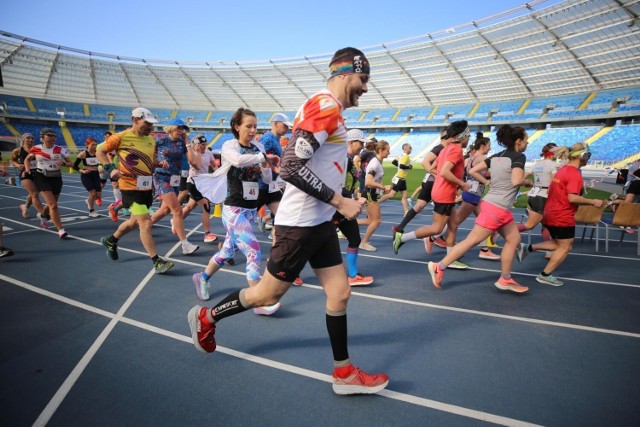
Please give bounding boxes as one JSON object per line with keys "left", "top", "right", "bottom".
{"left": 332, "top": 364, "right": 389, "bottom": 395}
{"left": 188, "top": 305, "right": 216, "bottom": 353}
{"left": 423, "top": 237, "right": 433, "bottom": 254}
{"left": 494, "top": 277, "right": 528, "bottom": 294}
{"left": 427, "top": 261, "right": 444, "bottom": 289}
{"left": 293, "top": 277, "right": 303, "bottom": 286}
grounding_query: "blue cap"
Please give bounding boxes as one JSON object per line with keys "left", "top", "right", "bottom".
{"left": 168, "top": 118, "right": 190, "bottom": 131}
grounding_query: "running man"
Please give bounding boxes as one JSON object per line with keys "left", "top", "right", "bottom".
{"left": 188, "top": 47, "right": 388, "bottom": 395}
{"left": 98, "top": 107, "right": 174, "bottom": 274}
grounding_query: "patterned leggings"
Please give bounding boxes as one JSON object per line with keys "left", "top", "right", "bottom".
{"left": 213, "top": 205, "right": 261, "bottom": 282}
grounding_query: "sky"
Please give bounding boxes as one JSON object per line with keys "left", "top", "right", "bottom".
{"left": 1, "top": 0, "right": 564, "bottom": 63}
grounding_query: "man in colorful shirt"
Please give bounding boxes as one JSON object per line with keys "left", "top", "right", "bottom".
{"left": 97, "top": 107, "right": 174, "bottom": 274}
{"left": 188, "top": 47, "right": 389, "bottom": 396}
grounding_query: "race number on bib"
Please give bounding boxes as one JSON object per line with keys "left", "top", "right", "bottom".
{"left": 137, "top": 176, "right": 152, "bottom": 190}
{"left": 528, "top": 187, "right": 541, "bottom": 197}
{"left": 469, "top": 181, "right": 480, "bottom": 193}
{"left": 268, "top": 181, "right": 280, "bottom": 193}
{"left": 169, "top": 175, "right": 181, "bottom": 187}
{"left": 85, "top": 157, "right": 99, "bottom": 166}
{"left": 242, "top": 181, "right": 259, "bottom": 200}
{"left": 391, "top": 176, "right": 400, "bottom": 185}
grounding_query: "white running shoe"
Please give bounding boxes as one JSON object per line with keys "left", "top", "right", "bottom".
{"left": 182, "top": 241, "right": 200, "bottom": 255}
{"left": 89, "top": 211, "right": 100, "bottom": 218}
{"left": 359, "top": 242, "right": 377, "bottom": 252}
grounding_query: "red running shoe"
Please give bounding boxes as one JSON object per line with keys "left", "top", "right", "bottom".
{"left": 293, "top": 277, "right": 303, "bottom": 286}
{"left": 332, "top": 364, "right": 389, "bottom": 395}
{"left": 108, "top": 203, "right": 118, "bottom": 222}
{"left": 95, "top": 197, "right": 102, "bottom": 206}
{"left": 427, "top": 261, "right": 444, "bottom": 289}
{"left": 433, "top": 236, "right": 447, "bottom": 249}
{"left": 348, "top": 273, "right": 374, "bottom": 286}
{"left": 188, "top": 305, "right": 216, "bottom": 353}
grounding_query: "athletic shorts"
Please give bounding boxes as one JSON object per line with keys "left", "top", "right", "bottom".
{"left": 266, "top": 221, "right": 342, "bottom": 283}
{"left": 418, "top": 180, "right": 434, "bottom": 203}
{"left": 461, "top": 191, "right": 481, "bottom": 206}
{"left": 433, "top": 201, "right": 456, "bottom": 216}
{"left": 34, "top": 173, "right": 63, "bottom": 195}
{"left": 121, "top": 189, "right": 153, "bottom": 214}
{"left": 80, "top": 171, "right": 102, "bottom": 193}
{"left": 363, "top": 187, "right": 379, "bottom": 203}
{"left": 475, "top": 201, "right": 514, "bottom": 231}
{"left": 256, "top": 188, "right": 283, "bottom": 209}
{"left": 180, "top": 175, "right": 188, "bottom": 192}
{"left": 544, "top": 225, "right": 575, "bottom": 240}
{"left": 527, "top": 195, "right": 547, "bottom": 215}
{"left": 187, "top": 182, "right": 205, "bottom": 202}
{"left": 392, "top": 178, "right": 407, "bottom": 192}
{"left": 153, "top": 173, "right": 179, "bottom": 197}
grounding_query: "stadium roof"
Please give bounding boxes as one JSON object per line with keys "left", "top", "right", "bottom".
{"left": 1, "top": 0, "right": 640, "bottom": 111}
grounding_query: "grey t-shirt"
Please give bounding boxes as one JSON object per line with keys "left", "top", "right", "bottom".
{"left": 482, "top": 149, "right": 526, "bottom": 209}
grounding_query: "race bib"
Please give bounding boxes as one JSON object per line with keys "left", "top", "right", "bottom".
{"left": 180, "top": 169, "right": 189, "bottom": 178}
{"left": 391, "top": 176, "right": 400, "bottom": 185}
{"left": 169, "top": 175, "right": 181, "bottom": 187}
{"left": 469, "top": 181, "right": 479, "bottom": 193}
{"left": 85, "top": 157, "right": 99, "bottom": 166}
{"left": 40, "top": 159, "right": 60, "bottom": 171}
{"left": 137, "top": 176, "right": 152, "bottom": 190}
{"left": 528, "top": 187, "right": 541, "bottom": 197}
{"left": 268, "top": 181, "right": 280, "bottom": 193}
{"left": 242, "top": 181, "right": 259, "bottom": 200}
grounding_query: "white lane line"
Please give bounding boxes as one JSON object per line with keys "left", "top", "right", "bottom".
{"left": 29, "top": 230, "right": 189, "bottom": 426}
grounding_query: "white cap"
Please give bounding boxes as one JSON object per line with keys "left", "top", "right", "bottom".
{"left": 346, "top": 129, "right": 365, "bottom": 143}
{"left": 271, "top": 113, "right": 293, "bottom": 127}
{"left": 131, "top": 107, "right": 158, "bottom": 124}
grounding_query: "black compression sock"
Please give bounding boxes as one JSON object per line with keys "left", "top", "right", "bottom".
{"left": 398, "top": 208, "right": 417, "bottom": 232}
{"left": 326, "top": 310, "right": 349, "bottom": 362}
{"left": 212, "top": 289, "right": 249, "bottom": 322}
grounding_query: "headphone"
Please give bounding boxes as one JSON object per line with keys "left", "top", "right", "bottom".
{"left": 570, "top": 142, "right": 591, "bottom": 161}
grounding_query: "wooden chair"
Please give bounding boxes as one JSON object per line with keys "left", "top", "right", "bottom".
{"left": 574, "top": 204, "right": 606, "bottom": 251}
{"left": 600, "top": 202, "right": 640, "bottom": 255}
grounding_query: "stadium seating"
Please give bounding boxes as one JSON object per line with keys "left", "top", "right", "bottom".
{"left": 2, "top": 87, "right": 639, "bottom": 163}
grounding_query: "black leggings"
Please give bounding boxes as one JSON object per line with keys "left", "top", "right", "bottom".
{"left": 336, "top": 218, "right": 361, "bottom": 249}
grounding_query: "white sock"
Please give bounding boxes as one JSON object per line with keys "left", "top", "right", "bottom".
{"left": 402, "top": 231, "right": 416, "bottom": 243}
